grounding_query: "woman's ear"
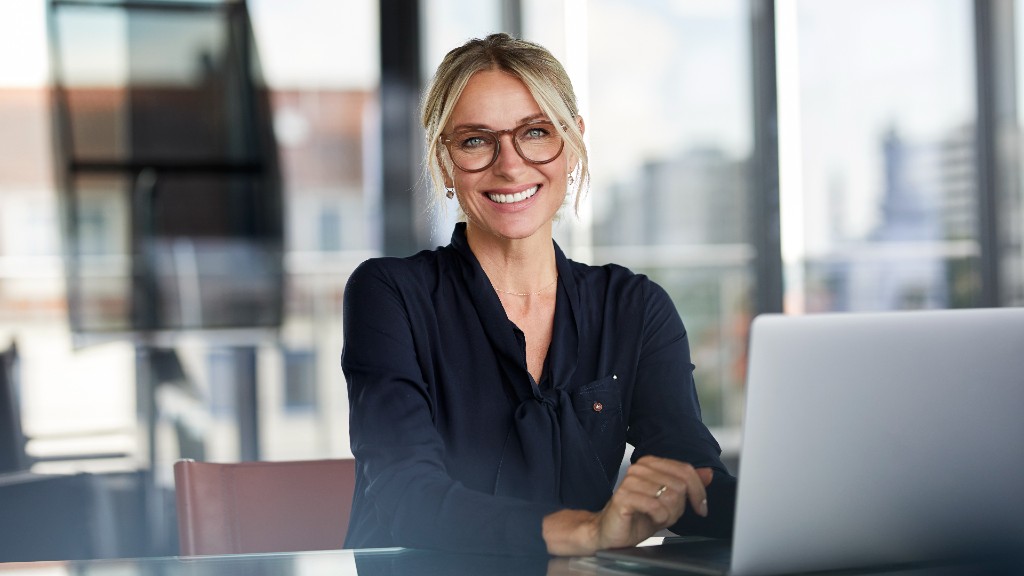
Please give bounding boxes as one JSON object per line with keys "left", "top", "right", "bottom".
{"left": 436, "top": 148, "right": 455, "bottom": 188}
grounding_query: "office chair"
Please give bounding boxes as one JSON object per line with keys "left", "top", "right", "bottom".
{"left": 173, "top": 458, "right": 356, "bottom": 556}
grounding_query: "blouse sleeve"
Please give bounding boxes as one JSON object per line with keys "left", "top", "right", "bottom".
{"left": 626, "top": 279, "right": 737, "bottom": 538}
{"left": 341, "top": 259, "right": 560, "bottom": 554}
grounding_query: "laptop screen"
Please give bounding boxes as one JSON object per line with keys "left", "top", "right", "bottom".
{"left": 730, "top": 308, "right": 1024, "bottom": 576}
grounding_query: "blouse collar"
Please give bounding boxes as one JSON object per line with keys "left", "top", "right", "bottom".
{"left": 448, "top": 223, "right": 582, "bottom": 397}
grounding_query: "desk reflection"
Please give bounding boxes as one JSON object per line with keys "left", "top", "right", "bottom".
{"left": 0, "top": 549, "right": 583, "bottom": 576}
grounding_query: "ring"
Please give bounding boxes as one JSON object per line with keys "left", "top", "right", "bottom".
{"left": 654, "top": 485, "right": 668, "bottom": 499}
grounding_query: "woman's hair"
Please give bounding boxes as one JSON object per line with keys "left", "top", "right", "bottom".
{"left": 421, "top": 33, "right": 589, "bottom": 214}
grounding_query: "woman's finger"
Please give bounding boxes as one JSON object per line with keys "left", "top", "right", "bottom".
{"left": 627, "top": 456, "right": 709, "bottom": 517}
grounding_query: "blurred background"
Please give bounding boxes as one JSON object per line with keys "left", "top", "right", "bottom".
{"left": 0, "top": 0, "right": 1021, "bottom": 561}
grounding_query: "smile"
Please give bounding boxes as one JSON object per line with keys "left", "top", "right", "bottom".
{"left": 486, "top": 185, "right": 539, "bottom": 204}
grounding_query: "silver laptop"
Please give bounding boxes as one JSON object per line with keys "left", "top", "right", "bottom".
{"left": 599, "top": 308, "right": 1024, "bottom": 575}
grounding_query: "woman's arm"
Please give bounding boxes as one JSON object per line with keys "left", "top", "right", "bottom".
{"left": 624, "top": 279, "right": 737, "bottom": 538}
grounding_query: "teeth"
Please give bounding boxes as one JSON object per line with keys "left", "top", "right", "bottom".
{"left": 488, "top": 186, "right": 538, "bottom": 204}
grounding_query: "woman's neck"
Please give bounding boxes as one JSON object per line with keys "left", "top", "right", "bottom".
{"left": 466, "top": 224, "right": 558, "bottom": 296}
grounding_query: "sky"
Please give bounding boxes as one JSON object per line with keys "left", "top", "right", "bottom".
{"left": 787, "top": 0, "right": 974, "bottom": 253}
{"left": 0, "top": 0, "right": 49, "bottom": 87}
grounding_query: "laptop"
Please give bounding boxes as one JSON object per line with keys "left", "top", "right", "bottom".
{"left": 598, "top": 308, "right": 1024, "bottom": 575}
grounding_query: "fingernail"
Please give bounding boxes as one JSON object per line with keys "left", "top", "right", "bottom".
{"left": 700, "top": 499, "right": 708, "bottom": 517}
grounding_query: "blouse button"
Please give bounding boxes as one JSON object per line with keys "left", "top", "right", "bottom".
{"left": 593, "top": 401, "right": 604, "bottom": 413}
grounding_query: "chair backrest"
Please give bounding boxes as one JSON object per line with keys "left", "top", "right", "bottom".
{"left": 173, "top": 458, "right": 356, "bottom": 556}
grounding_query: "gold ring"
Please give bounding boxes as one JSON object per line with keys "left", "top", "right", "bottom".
{"left": 654, "top": 485, "right": 668, "bottom": 499}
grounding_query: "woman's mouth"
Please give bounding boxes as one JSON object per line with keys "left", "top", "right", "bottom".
{"left": 486, "top": 185, "right": 539, "bottom": 204}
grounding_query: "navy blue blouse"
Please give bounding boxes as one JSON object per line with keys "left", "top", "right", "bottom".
{"left": 342, "top": 223, "right": 736, "bottom": 555}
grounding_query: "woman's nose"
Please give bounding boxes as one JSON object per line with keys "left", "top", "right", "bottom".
{"left": 491, "top": 134, "right": 525, "bottom": 175}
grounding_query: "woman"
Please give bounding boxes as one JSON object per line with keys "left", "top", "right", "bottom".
{"left": 342, "top": 33, "right": 735, "bottom": 556}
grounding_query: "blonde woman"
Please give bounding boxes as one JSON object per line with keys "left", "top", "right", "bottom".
{"left": 342, "top": 33, "right": 735, "bottom": 556}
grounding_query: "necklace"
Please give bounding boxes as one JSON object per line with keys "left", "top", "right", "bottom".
{"left": 492, "top": 274, "right": 558, "bottom": 297}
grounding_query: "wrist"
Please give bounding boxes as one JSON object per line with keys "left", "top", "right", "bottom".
{"left": 542, "top": 509, "right": 600, "bottom": 556}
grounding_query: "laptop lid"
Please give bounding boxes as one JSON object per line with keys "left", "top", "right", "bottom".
{"left": 731, "top": 308, "right": 1024, "bottom": 576}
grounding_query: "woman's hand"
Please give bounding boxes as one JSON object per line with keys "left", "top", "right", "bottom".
{"left": 542, "top": 456, "right": 714, "bottom": 556}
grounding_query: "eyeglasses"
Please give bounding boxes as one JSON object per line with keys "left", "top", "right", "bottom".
{"left": 439, "top": 120, "right": 565, "bottom": 173}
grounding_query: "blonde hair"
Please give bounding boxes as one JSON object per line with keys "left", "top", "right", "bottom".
{"left": 421, "top": 33, "right": 589, "bottom": 213}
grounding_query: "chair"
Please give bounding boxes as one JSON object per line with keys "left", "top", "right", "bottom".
{"left": 173, "top": 458, "right": 356, "bottom": 556}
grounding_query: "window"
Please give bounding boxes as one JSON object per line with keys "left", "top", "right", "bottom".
{"left": 779, "top": 0, "right": 979, "bottom": 312}
{"left": 2, "top": 0, "right": 1021, "bottom": 486}
{"left": 283, "top": 348, "right": 317, "bottom": 410}
{"left": 566, "top": 0, "right": 755, "bottom": 429}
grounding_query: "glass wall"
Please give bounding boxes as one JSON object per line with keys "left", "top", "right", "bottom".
{"left": 0, "top": 0, "right": 382, "bottom": 476}
{"left": 1, "top": 0, "right": 1022, "bottom": 482}
{"left": 568, "top": 0, "right": 754, "bottom": 432}
{"left": 224, "top": 0, "right": 380, "bottom": 462}
{"left": 0, "top": 0, "right": 139, "bottom": 471}
{"left": 779, "top": 0, "right": 979, "bottom": 313}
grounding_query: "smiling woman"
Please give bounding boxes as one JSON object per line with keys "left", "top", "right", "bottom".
{"left": 440, "top": 70, "right": 576, "bottom": 246}
{"left": 341, "top": 33, "right": 736, "bottom": 557}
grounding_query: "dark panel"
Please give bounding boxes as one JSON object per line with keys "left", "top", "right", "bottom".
{"left": 379, "top": 0, "right": 425, "bottom": 256}
{"left": 750, "top": 0, "right": 783, "bottom": 314}
{"left": 974, "top": 0, "right": 1018, "bottom": 306}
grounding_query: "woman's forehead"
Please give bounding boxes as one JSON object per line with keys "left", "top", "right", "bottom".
{"left": 448, "top": 69, "right": 543, "bottom": 128}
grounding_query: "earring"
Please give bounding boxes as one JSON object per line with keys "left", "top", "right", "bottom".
{"left": 568, "top": 173, "right": 575, "bottom": 186}
{"left": 446, "top": 188, "right": 454, "bottom": 199}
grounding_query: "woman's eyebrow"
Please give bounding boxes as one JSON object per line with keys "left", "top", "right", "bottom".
{"left": 518, "top": 113, "right": 548, "bottom": 124}
{"left": 450, "top": 122, "right": 487, "bottom": 132}
{"left": 449, "top": 114, "right": 550, "bottom": 132}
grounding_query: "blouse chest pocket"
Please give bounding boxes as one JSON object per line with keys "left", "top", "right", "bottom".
{"left": 570, "top": 375, "right": 626, "bottom": 474}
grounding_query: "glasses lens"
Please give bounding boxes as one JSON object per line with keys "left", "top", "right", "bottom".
{"left": 515, "top": 122, "right": 562, "bottom": 163}
{"left": 448, "top": 131, "right": 497, "bottom": 171}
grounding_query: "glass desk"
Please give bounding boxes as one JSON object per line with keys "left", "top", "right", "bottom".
{"left": 0, "top": 549, "right": 581, "bottom": 576}
{"left": 0, "top": 547, "right": 1016, "bottom": 576}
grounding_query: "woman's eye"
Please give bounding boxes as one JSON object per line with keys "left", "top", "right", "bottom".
{"left": 459, "top": 135, "right": 490, "bottom": 149}
{"left": 522, "top": 126, "right": 552, "bottom": 140}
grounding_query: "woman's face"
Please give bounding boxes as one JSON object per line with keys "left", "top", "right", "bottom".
{"left": 444, "top": 69, "right": 574, "bottom": 243}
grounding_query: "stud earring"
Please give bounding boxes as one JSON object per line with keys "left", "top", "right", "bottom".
{"left": 446, "top": 188, "right": 454, "bottom": 199}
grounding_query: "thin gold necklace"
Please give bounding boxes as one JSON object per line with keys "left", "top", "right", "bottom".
{"left": 491, "top": 274, "right": 558, "bottom": 297}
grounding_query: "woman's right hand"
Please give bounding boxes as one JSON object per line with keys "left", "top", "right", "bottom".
{"left": 542, "top": 456, "right": 713, "bottom": 556}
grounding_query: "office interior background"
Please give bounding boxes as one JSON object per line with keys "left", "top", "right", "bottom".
{"left": 1, "top": 0, "right": 1022, "bottom": 560}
